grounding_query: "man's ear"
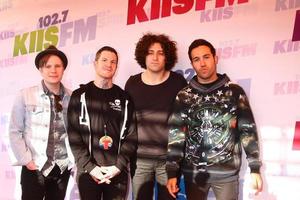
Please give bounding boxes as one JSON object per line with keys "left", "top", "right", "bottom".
{"left": 214, "top": 55, "right": 218, "bottom": 65}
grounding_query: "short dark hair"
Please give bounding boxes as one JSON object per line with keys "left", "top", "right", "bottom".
{"left": 95, "top": 46, "right": 118, "bottom": 63}
{"left": 135, "top": 33, "right": 177, "bottom": 70}
{"left": 188, "top": 39, "right": 216, "bottom": 61}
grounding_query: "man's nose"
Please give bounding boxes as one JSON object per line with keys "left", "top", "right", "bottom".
{"left": 200, "top": 59, "right": 205, "bottom": 66}
{"left": 105, "top": 61, "right": 112, "bottom": 67}
{"left": 50, "top": 66, "right": 57, "bottom": 72}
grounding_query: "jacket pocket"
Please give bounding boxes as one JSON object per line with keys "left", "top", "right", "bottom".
{"left": 26, "top": 105, "right": 44, "bottom": 114}
{"left": 25, "top": 105, "right": 45, "bottom": 129}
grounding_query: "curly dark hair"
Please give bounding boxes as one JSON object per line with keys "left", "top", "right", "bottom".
{"left": 135, "top": 33, "right": 177, "bottom": 70}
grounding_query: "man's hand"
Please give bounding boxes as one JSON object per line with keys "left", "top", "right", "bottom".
{"left": 100, "top": 166, "right": 121, "bottom": 182}
{"left": 166, "top": 178, "right": 179, "bottom": 198}
{"left": 91, "top": 175, "right": 108, "bottom": 184}
{"left": 89, "top": 166, "right": 111, "bottom": 184}
{"left": 26, "top": 160, "right": 37, "bottom": 170}
{"left": 250, "top": 173, "right": 263, "bottom": 195}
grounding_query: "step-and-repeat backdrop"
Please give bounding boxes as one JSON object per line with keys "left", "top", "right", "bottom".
{"left": 1, "top": 0, "right": 299, "bottom": 199}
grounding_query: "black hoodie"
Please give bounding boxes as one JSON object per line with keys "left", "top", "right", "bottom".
{"left": 67, "top": 81, "right": 137, "bottom": 179}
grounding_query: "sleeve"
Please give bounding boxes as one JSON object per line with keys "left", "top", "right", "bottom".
{"left": 67, "top": 91, "right": 97, "bottom": 173}
{"left": 115, "top": 97, "right": 137, "bottom": 171}
{"left": 166, "top": 95, "right": 186, "bottom": 179}
{"left": 236, "top": 87, "right": 262, "bottom": 173}
{"left": 178, "top": 72, "right": 188, "bottom": 88}
{"left": 8, "top": 91, "right": 32, "bottom": 166}
{"left": 124, "top": 76, "right": 132, "bottom": 92}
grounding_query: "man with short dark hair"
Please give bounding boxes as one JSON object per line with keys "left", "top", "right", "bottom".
{"left": 166, "top": 39, "right": 263, "bottom": 200}
{"left": 67, "top": 46, "right": 137, "bottom": 200}
{"left": 125, "top": 33, "right": 187, "bottom": 200}
{"left": 9, "top": 45, "right": 74, "bottom": 200}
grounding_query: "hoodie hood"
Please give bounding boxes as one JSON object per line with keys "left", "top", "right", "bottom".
{"left": 189, "top": 73, "right": 230, "bottom": 93}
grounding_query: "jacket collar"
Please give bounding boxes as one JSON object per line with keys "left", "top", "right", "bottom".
{"left": 189, "top": 73, "right": 230, "bottom": 93}
{"left": 38, "top": 80, "right": 65, "bottom": 98}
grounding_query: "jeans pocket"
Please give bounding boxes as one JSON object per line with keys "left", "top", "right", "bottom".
{"left": 21, "top": 166, "right": 44, "bottom": 185}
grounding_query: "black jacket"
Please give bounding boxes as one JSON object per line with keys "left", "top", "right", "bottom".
{"left": 166, "top": 74, "right": 261, "bottom": 183}
{"left": 67, "top": 82, "right": 137, "bottom": 178}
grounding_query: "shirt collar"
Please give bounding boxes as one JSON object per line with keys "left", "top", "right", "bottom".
{"left": 41, "top": 80, "right": 65, "bottom": 97}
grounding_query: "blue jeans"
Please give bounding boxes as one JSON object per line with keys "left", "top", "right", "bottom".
{"left": 132, "top": 158, "right": 173, "bottom": 200}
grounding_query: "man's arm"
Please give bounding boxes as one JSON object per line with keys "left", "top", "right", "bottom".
{"left": 167, "top": 177, "right": 179, "bottom": 198}
{"left": 8, "top": 91, "right": 33, "bottom": 167}
{"left": 67, "top": 92, "right": 97, "bottom": 174}
{"left": 115, "top": 98, "right": 137, "bottom": 172}
{"left": 166, "top": 95, "right": 186, "bottom": 198}
{"left": 237, "top": 87, "right": 263, "bottom": 194}
{"left": 250, "top": 173, "right": 263, "bottom": 194}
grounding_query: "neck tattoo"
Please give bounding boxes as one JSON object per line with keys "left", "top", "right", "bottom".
{"left": 94, "top": 80, "right": 112, "bottom": 89}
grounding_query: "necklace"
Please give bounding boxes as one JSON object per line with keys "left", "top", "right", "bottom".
{"left": 97, "top": 87, "right": 113, "bottom": 151}
{"left": 99, "top": 124, "right": 113, "bottom": 150}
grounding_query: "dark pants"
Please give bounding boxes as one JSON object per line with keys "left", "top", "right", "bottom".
{"left": 185, "top": 180, "right": 239, "bottom": 200}
{"left": 21, "top": 165, "right": 71, "bottom": 200}
{"left": 78, "top": 172, "right": 128, "bottom": 200}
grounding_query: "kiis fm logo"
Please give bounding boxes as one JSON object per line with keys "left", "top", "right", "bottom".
{"left": 127, "top": 0, "right": 249, "bottom": 25}
{"left": 275, "top": 0, "right": 300, "bottom": 11}
{"left": 13, "top": 15, "right": 97, "bottom": 57}
{"left": 273, "top": 39, "right": 300, "bottom": 54}
{"left": 274, "top": 8, "right": 300, "bottom": 52}
{"left": 0, "top": 30, "right": 14, "bottom": 41}
{"left": 274, "top": 80, "right": 300, "bottom": 95}
{"left": 217, "top": 40, "right": 257, "bottom": 59}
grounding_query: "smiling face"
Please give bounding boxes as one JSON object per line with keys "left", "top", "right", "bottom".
{"left": 39, "top": 55, "right": 64, "bottom": 86}
{"left": 94, "top": 50, "right": 118, "bottom": 80}
{"left": 190, "top": 45, "right": 218, "bottom": 84}
{"left": 145, "top": 42, "right": 166, "bottom": 73}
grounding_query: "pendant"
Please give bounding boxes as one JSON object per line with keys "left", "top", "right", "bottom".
{"left": 99, "top": 135, "right": 113, "bottom": 150}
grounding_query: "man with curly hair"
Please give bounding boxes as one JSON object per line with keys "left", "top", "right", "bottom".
{"left": 125, "top": 33, "right": 187, "bottom": 200}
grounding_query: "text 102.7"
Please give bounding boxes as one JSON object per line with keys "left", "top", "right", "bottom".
{"left": 38, "top": 10, "right": 69, "bottom": 29}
